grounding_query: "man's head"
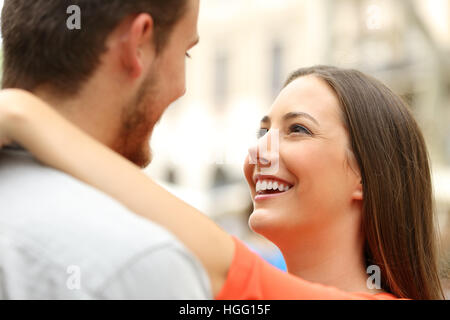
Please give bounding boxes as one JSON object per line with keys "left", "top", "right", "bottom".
{"left": 1, "top": 0, "right": 200, "bottom": 167}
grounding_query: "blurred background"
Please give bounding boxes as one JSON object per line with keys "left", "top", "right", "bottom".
{"left": 1, "top": 0, "right": 449, "bottom": 297}
{"left": 146, "top": 0, "right": 450, "bottom": 296}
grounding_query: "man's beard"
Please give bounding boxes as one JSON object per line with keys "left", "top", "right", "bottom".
{"left": 112, "top": 71, "right": 160, "bottom": 168}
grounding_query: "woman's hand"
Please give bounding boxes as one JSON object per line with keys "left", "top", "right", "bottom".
{"left": 0, "top": 88, "right": 45, "bottom": 147}
{"left": 0, "top": 88, "right": 66, "bottom": 152}
{"left": 0, "top": 89, "right": 26, "bottom": 147}
{"left": 0, "top": 138, "right": 12, "bottom": 148}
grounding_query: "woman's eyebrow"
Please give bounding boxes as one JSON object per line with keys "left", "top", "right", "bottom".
{"left": 282, "top": 112, "right": 320, "bottom": 126}
{"left": 260, "top": 115, "right": 270, "bottom": 124}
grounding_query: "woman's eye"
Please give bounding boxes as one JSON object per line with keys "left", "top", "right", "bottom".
{"left": 256, "top": 128, "right": 269, "bottom": 139}
{"left": 185, "top": 52, "right": 192, "bottom": 59}
{"left": 288, "top": 124, "right": 311, "bottom": 135}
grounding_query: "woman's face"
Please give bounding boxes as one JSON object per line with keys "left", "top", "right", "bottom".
{"left": 243, "top": 75, "right": 363, "bottom": 243}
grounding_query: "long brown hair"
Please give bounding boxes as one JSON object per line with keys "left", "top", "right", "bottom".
{"left": 284, "top": 65, "right": 445, "bottom": 300}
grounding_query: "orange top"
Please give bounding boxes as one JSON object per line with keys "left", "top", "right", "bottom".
{"left": 215, "top": 237, "right": 403, "bottom": 300}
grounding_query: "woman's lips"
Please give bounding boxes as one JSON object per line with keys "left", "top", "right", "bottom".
{"left": 254, "top": 186, "right": 293, "bottom": 201}
{"left": 252, "top": 174, "right": 294, "bottom": 187}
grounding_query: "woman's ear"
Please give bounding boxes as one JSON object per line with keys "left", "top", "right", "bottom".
{"left": 345, "top": 149, "right": 363, "bottom": 201}
{"left": 352, "top": 179, "right": 363, "bottom": 201}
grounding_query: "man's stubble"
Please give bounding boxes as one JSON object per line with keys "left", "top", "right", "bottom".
{"left": 112, "top": 69, "right": 163, "bottom": 168}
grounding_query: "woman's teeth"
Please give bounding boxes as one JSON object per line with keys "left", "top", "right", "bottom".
{"left": 256, "top": 180, "right": 291, "bottom": 193}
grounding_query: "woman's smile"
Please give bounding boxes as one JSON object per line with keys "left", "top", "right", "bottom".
{"left": 252, "top": 174, "right": 295, "bottom": 201}
{"left": 254, "top": 186, "right": 294, "bottom": 201}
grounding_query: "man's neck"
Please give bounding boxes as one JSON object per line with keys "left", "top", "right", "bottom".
{"left": 32, "top": 85, "right": 123, "bottom": 149}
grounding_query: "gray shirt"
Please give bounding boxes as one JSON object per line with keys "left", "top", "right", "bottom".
{"left": 0, "top": 147, "right": 212, "bottom": 299}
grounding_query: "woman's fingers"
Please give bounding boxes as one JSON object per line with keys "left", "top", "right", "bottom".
{"left": 0, "top": 137, "right": 13, "bottom": 149}
{"left": 0, "top": 88, "right": 45, "bottom": 144}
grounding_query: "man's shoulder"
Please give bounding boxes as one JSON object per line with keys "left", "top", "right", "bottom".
{"left": 0, "top": 147, "right": 168, "bottom": 240}
{"left": 0, "top": 148, "right": 211, "bottom": 299}
{"left": 0, "top": 147, "right": 130, "bottom": 210}
{"left": 0, "top": 147, "right": 145, "bottom": 218}
{"left": 0, "top": 147, "right": 179, "bottom": 259}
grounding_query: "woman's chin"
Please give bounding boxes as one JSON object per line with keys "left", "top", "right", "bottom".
{"left": 248, "top": 208, "right": 284, "bottom": 238}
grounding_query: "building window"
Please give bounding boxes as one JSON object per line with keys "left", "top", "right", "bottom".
{"left": 213, "top": 50, "right": 229, "bottom": 107}
{"left": 446, "top": 130, "right": 450, "bottom": 165}
{"left": 270, "top": 41, "right": 284, "bottom": 99}
{"left": 212, "top": 166, "right": 229, "bottom": 188}
{"left": 165, "top": 167, "right": 178, "bottom": 185}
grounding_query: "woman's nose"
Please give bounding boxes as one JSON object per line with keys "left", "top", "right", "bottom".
{"left": 247, "top": 130, "right": 279, "bottom": 173}
{"left": 248, "top": 144, "right": 269, "bottom": 167}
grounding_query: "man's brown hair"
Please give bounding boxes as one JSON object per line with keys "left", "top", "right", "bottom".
{"left": 1, "top": 0, "right": 187, "bottom": 96}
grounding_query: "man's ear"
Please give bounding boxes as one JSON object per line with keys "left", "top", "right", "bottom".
{"left": 120, "top": 13, "right": 155, "bottom": 79}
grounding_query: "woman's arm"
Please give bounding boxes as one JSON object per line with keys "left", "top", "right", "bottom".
{"left": 0, "top": 89, "right": 234, "bottom": 296}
